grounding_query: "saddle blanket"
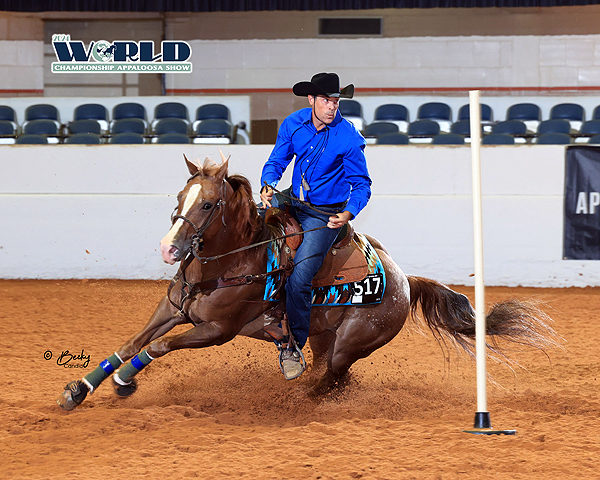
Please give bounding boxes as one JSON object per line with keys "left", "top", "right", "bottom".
{"left": 264, "top": 232, "right": 386, "bottom": 306}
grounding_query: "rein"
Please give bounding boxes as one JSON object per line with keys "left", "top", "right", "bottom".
{"left": 266, "top": 183, "right": 344, "bottom": 217}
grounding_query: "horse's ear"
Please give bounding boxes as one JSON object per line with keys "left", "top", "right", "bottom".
{"left": 184, "top": 154, "right": 199, "bottom": 176}
{"left": 216, "top": 151, "right": 229, "bottom": 182}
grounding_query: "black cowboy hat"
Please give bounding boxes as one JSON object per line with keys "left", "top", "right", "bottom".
{"left": 292, "top": 72, "right": 354, "bottom": 99}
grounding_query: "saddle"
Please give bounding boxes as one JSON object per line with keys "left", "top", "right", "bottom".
{"left": 264, "top": 207, "right": 368, "bottom": 287}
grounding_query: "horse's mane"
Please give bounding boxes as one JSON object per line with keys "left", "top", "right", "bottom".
{"left": 193, "top": 157, "right": 270, "bottom": 250}
{"left": 225, "top": 173, "right": 271, "bottom": 248}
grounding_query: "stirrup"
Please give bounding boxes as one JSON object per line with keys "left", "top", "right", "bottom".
{"left": 276, "top": 330, "right": 306, "bottom": 380}
{"left": 278, "top": 344, "right": 306, "bottom": 380}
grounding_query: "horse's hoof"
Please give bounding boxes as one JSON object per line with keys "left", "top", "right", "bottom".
{"left": 112, "top": 375, "right": 137, "bottom": 397}
{"left": 56, "top": 380, "right": 88, "bottom": 411}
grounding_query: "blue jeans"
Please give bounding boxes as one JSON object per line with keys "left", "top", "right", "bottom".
{"left": 285, "top": 200, "right": 343, "bottom": 349}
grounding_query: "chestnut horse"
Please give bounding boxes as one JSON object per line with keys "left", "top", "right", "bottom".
{"left": 57, "top": 155, "right": 557, "bottom": 410}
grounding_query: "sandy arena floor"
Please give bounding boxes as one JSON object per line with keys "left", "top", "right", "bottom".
{"left": 0, "top": 279, "right": 598, "bottom": 479}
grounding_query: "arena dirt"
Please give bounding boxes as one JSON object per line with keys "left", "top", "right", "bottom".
{"left": 0, "top": 280, "right": 598, "bottom": 479}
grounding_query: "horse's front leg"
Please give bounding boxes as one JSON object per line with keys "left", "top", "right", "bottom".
{"left": 57, "top": 295, "right": 183, "bottom": 410}
{"left": 112, "top": 320, "right": 235, "bottom": 390}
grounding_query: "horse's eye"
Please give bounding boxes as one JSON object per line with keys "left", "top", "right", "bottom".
{"left": 202, "top": 202, "right": 213, "bottom": 210}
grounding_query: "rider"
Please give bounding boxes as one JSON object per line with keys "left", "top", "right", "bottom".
{"left": 259, "top": 72, "right": 372, "bottom": 380}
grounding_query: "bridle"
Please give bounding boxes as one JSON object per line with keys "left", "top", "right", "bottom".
{"left": 166, "top": 173, "right": 329, "bottom": 322}
{"left": 169, "top": 172, "right": 227, "bottom": 261}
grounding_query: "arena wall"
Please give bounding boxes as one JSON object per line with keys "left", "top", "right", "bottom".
{"left": 1, "top": 144, "right": 596, "bottom": 287}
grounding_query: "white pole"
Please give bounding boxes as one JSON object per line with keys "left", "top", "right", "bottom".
{"left": 468, "top": 90, "right": 487, "bottom": 416}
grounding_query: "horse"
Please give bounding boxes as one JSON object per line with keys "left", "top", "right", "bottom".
{"left": 57, "top": 154, "right": 559, "bottom": 410}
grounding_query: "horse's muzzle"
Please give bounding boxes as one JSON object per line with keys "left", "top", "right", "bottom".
{"left": 160, "top": 244, "right": 181, "bottom": 265}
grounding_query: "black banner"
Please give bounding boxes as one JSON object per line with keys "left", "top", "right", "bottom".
{"left": 564, "top": 146, "right": 600, "bottom": 260}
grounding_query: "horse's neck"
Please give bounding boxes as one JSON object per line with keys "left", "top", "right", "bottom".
{"left": 187, "top": 211, "right": 271, "bottom": 280}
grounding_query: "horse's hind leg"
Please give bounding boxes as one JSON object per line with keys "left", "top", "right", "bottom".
{"left": 308, "top": 329, "right": 335, "bottom": 373}
{"left": 313, "top": 302, "right": 408, "bottom": 396}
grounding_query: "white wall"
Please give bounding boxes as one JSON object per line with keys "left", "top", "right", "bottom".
{"left": 170, "top": 35, "right": 600, "bottom": 94}
{"left": 0, "top": 40, "right": 43, "bottom": 92}
{"left": 1, "top": 143, "right": 597, "bottom": 287}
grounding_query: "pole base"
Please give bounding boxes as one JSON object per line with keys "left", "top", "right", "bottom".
{"left": 463, "top": 412, "right": 516, "bottom": 435}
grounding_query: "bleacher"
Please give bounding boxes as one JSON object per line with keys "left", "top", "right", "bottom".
{"left": 0, "top": 97, "right": 250, "bottom": 145}
{"left": 348, "top": 99, "right": 600, "bottom": 145}
{"left": 3, "top": 96, "right": 600, "bottom": 146}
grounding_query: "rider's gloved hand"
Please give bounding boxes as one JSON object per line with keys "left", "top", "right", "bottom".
{"left": 260, "top": 185, "right": 274, "bottom": 209}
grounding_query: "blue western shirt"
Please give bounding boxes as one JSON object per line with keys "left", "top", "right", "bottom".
{"left": 260, "top": 107, "right": 371, "bottom": 218}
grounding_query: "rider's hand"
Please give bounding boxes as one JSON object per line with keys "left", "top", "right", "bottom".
{"left": 260, "top": 185, "right": 274, "bottom": 209}
{"left": 328, "top": 210, "right": 353, "bottom": 229}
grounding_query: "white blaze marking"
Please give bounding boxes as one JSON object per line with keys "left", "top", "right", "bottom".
{"left": 161, "top": 184, "right": 203, "bottom": 246}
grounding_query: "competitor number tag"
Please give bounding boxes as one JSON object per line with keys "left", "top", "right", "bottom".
{"left": 351, "top": 273, "right": 384, "bottom": 304}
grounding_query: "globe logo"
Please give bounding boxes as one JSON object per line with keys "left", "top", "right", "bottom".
{"left": 92, "top": 40, "right": 115, "bottom": 62}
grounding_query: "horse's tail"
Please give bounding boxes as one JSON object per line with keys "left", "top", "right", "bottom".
{"left": 406, "top": 276, "right": 561, "bottom": 361}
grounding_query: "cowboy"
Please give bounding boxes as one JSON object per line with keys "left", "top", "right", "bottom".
{"left": 259, "top": 72, "right": 372, "bottom": 380}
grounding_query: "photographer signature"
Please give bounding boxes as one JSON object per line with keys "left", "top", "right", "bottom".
{"left": 56, "top": 349, "right": 90, "bottom": 368}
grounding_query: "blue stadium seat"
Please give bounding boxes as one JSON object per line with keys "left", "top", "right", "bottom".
{"left": 592, "top": 105, "right": 600, "bottom": 120}
{"left": 154, "top": 102, "right": 189, "bottom": 123}
{"left": 193, "top": 119, "right": 232, "bottom": 144}
{"left": 23, "top": 119, "right": 60, "bottom": 143}
{"left": 481, "top": 133, "right": 515, "bottom": 145}
{"left": 457, "top": 103, "right": 494, "bottom": 133}
{"left": 338, "top": 99, "right": 365, "bottom": 131}
{"left": 536, "top": 132, "right": 571, "bottom": 145}
{"left": 417, "top": 102, "right": 452, "bottom": 132}
{"left": 0, "top": 105, "right": 18, "bottom": 128}
{"left": 193, "top": 103, "right": 232, "bottom": 133}
{"left": 588, "top": 134, "right": 600, "bottom": 144}
{"left": 74, "top": 103, "right": 109, "bottom": 131}
{"left": 66, "top": 133, "right": 101, "bottom": 144}
{"left": 23, "top": 104, "right": 61, "bottom": 132}
{"left": 537, "top": 119, "right": 571, "bottom": 135}
{"left": 372, "top": 104, "right": 409, "bottom": 132}
{"left": 363, "top": 122, "right": 399, "bottom": 143}
{"left": 195, "top": 103, "right": 230, "bottom": 120}
{"left": 25, "top": 104, "right": 59, "bottom": 122}
{"left": 492, "top": 120, "right": 527, "bottom": 143}
{"left": 457, "top": 104, "right": 493, "bottom": 122}
{"left": 153, "top": 118, "right": 189, "bottom": 135}
{"left": 112, "top": 103, "right": 147, "bottom": 127}
{"left": 0, "top": 120, "right": 16, "bottom": 144}
{"left": 111, "top": 118, "right": 146, "bottom": 135}
{"left": 110, "top": 132, "right": 145, "bottom": 144}
{"left": 450, "top": 120, "right": 471, "bottom": 136}
{"left": 407, "top": 119, "right": 440, "bottom": 143}
{"left": 576, "top": 120, "right": 600, "bottom": 143}
{"left": 431, "top": 133, "right": 465, "bottom": 145}
{"left": 506, "top": 103, "right": 541, "bottom": 132}
{"left": 16, "top": 134, "right": 48, "bottom": 144}
{"left": 68, "top": 119, "right": 101, "bottom": 135}
{"left": 376, "top": 133, "right": 410, "bottom": 145}
{"left": 550, "top": 103, "right": 584, "bottom": 131}
{"left": 156, "top": 133, "right": 191, "bottom": 144}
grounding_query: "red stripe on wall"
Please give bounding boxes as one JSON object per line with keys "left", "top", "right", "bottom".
{"left": 167, "top": 86, "right": 600, "bottom": 95}
{"left": 0, "top": 89, "right": 44, "bottom": 94}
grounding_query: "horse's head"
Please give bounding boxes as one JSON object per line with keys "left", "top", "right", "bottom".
{"left": 160, "top": 154, "right": 230, "bottom": 264}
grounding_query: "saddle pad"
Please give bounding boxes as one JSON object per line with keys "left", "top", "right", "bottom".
{"left": 264, "top": 232, "right": 386, "bottom": 307}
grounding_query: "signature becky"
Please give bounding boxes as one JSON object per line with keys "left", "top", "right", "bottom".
{"left": 57, "top": 350, "right": 90, "bottom": 368}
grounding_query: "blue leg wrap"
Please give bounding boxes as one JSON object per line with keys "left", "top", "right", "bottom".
{"left": 116, "top": 349, "right": 154, "bottom": 384}
{"left": 84, "top": 353, "right": 123, "bottom": 392}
